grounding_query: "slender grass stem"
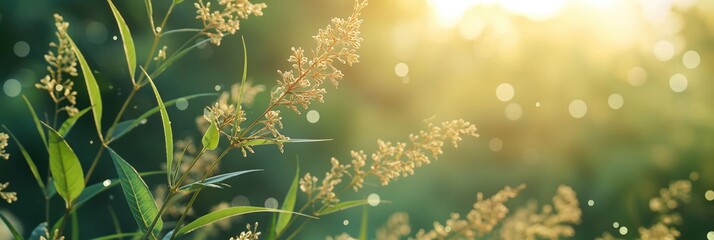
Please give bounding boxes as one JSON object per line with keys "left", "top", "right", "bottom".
{"left": 169, "top": 147, "right": 233, "bottom": 240}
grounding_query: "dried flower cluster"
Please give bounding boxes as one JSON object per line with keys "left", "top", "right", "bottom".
{"left": 0, "top": 132, "right": 9, "bottom": 160}
{"left": 0, "top": 182, "right": 17, "bottom": 204}
{"left": 195, "top": 0, "right": 267, "bottom": 45}
{"left": 271, "top": 0, "right": 367, "bottom": 114}
{"left": 637, "top": 180, "right": 691, "bottom": 240}
{"left": 377, "top": 212, "right": 411, "bottom": 240}
{"left": 230, "top": 222, "right": 261, "bottom": 240}
{"left": 35, "top": 14, "right": 79, "bottom": 116}
{"left": 300, "top": 120, "right": 478, "bottom": 207}
{"left": 415, "top": 185, "right": 525, "bottom": 240}
{"left": 499, "top": 185, "right": 582, "bottom": 240}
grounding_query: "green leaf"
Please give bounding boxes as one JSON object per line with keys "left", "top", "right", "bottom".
{"left": 68, "top": 36, "right": 104, "bottom": 142}
{"left": 181, "top": 182, "right": 227, "bottom": 191}
{"left": 141, "top": 68, "right": 174, "bottom": 186}
{"left": 109, "top": 93, "right": 216, "bottom": 142}
{"left": 90, "top": 232, "right": 142, "bottom": 240}
{"left": 45, "top": 123, "right": 86, "bottom": 207}
{"left": 178, "top": 169, "right": 262, "bottom": 191}
{"left": 173, "top": 0, "right": 184, "bottom": 4}
{"left": 152, "top": 38, "right": 210, "bottom": 78}
{"left": 242, "top": 138, "right": 332, "bottom": 147}
{"left": 234, "top": 36, "right": 248, "bottom": 131}
{"left": 176, "top": 206, "right": 316, "bottom": 237}
{"left": 22, "top": 95, "right": 47, "bottom": 150}
{"left": 108, "top": 148, "right": 163, "bottom": 239}
{"left": 159, "top": 28, "right": 201, "bottom": 37}
{"left": 2, "top": 126, "right": 47, "bottom": 195}
{"left": 48, "top": 171, "right": 164, "bottom": 200}
{"left": 276, "top": 164, "right": 299, "bottom": 235}
{"left": 201, "top": 119, "right": 219, "bottom": 150}
{"left": 0, "top": 212, "right": 25, "bottom": 240}
{"left": 29, "top": 222, "right": 48, "bottom": 240}
{"left": 316, "top": 200, "right": 373, "bottom": 216}
{"left": 58, "top": 107, "right": 92, "bottom": 137}
{"left": 359, "top": 206, "right": 368, "bottom": 240}
{"left": 107, "top": 0, "right": 136, "bottom": 82}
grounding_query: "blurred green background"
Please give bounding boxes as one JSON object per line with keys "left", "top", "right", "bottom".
{"left": 1, "top": 0, "right": 714, "bottom": 239}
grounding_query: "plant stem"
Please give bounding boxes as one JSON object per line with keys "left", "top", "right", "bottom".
{"left": 142, "top": 190, "right": 176, "bottom": 240}
{"left": 169, "top": 147, "right": 233, "bottom": 240}
{"left": 285, "top": 220, "right": 309, "bottom": 240}
{"left": 56, "top": 206, "right": 72, "bottom": 237}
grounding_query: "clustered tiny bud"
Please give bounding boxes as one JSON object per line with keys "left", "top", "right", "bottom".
{"left": 0, "top": 132, "right": 9, "bottom": 160}
{"left": 300, "top": 119, "right": 478, "bottom": 208}
{"left": 499, "top": 185, "right": 581, "bottom": 240}
{"left": 272, "top": 0, "right": 367, "bottom": 114}
{"left": 0, "top": 182, "right": 17, "bottom": 204}
{"left": 416, "top": 185, "right": 525, "bottom": 239}
{"left": 195, "top": 0, "right": 267, "bottom": 46}
{"left": 230, "top": 222, "right": 261, "bottom": 240}
{"left": 40, "top": 229, "right": 65, "bottom": 240}
{"left": 377, "top": 212, "right": 411, "bottom": 240}
{"left": 636, "top": 179, "right": 691, "bottom": 239}
{"left": 36, "top": 14, "right": 79, "bottom": 116}
{"left": 154, "top": 45, "right": 168, "bottom": 61}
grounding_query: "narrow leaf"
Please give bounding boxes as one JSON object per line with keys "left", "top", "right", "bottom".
{"left": 234, "top": 36, "right": 248, "bottom": 131}
{"left": 107, "top": 0, "right": 136, "bottom": 82}
{"left": 29, "top": 222, "right": 48, "bottom": 240}
{"left": 48, "top": 171, "right": 164, "bottom": 200}
{"left": 45, "top": 122, "right": 86, "bottom": 207}
{"left": 161, "top": 230, "right": 174, "bottom": 240}
{"left": 182, "top": 182, "right": 227, "bottom": 191}
{"left": 173, "top": 0, "right": 184, "bottom": 4}
{"left": 243, "top": 138, "right": 332, "bottom": 147}
{"left": 152, "top": 39, "right": 210, "bottom": 78}
{"left": 142, "top": 68, "right": 173, "bottom": 186}
{"left": 179, "top": 169, "right": 262, "bottom": 191}
{"left": 108, "top": 148, "right": 163, "bottom": 239}
{"left": 160, "top": 28, "right": 201, "bottom": 37}
{"left": 2, "top": 126, "right": 47, "bottom": 194}
{"left": 316, "top": 200, "right": 374, "bottom": 216}
{"left": 90, "top": 232, "right": 142, "bottom": 240}
{"left": 58, "top": 107, "right": 92, "bottom": 137}
{"left": 176, "top": 206, "right": 316, "bottom": 237}
{"left": 68, "top": 37, "right": 104, "bottom": 142}
{"left": 22, "top": 95, "right": 47, "bottom": 150}
{"left": 109, "top": 93, "right": 216, "bottom": 142}
{"left": 0, "top": 212, "right": 25, "bottom": 240}
{"left": 201, "top": 119, "right": 219, "bottom": 150}
{"left": 359, "top": 206, "right": 368, "bottom": 240}
{"left": 276, "top": 164, "right": 299, "bottom": 235}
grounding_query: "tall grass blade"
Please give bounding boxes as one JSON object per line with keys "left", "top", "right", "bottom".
{"left": 141, "top": 68, "right": 174, "bottom": 186}
{"left": 68, "top": 37, "right": 104, "bottom": 142}
{"left": 2, "top": 126, "right": 47, "bottom": 195}
{"left": 22, "top": 95, "right": 47, "bottom": 150}
{"left": 107, "top": 0, "right": 137, "bottom": 82}
{"left": 276, "top": 164, "right": 299, "bottom": 235}
{"left": 175, "top": 206, "right": 316, "bottom": 237}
